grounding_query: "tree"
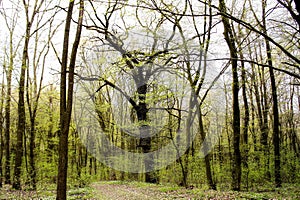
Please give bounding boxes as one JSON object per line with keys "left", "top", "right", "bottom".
{"left": 0, "top": 2, "right": 21, "bottom": 184}
{"left": 86, "top": 0, "right": 175, "bottom": 183}
{"left": 247, "top": 0, "right": 282, "bottom": 187}
{"left": 205, "top": 0, "right": 300, "bottom": 79}
{"left": 231, "top": 0, "right": 250, "bottom": 187}
{"left": 162, "top": 0, "right": 217, "bottom": 189}
{"left": 261, "top": 0, "right": 281, "bottom": 187}
{"left": 0, "top": 69, "right": 4, "bottom": 187}
{"left": 13, "top": 0, "right": 46, "bottom": 190}
{"left": 25, "top": 5, "right": 57, "bottom": 189}
{"left": 219, "top": 0, "right": 241, "bottom": 191}
{"left": 56, "top": 0, "right": 84, "bottom": 199}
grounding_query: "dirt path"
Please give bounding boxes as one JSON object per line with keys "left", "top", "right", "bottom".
{"left": 92, "top": 182, "right": 194, "bottom": 200}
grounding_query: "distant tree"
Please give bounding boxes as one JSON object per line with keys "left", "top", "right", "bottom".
{"left": 13, "top": 0, "right": 47, "bottom": 190}
{"left": 0, "top": 2, "right": 21, "bottom": 184}
{"left": 157, "top": 0, "right": 217, "bottom": 189}
{"left": 209, "top": 0, "right": 300, "bottom": 79}
{"left": 25, "top": 3, "right": 58, "bottom": 189}
{"left": 0, "top": 70, "right": 4, "bottom": 187}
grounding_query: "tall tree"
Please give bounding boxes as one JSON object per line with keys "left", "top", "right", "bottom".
{"left": 219, "top": 0, "right": 241, "bottom": 191}
{"left": 182, "top": 0, "right": 216, "bottom": 189}
{"left": 0, "top": 2, "right": 21, "bottom": 184}
{"left": 86, "top": 0, "right": 174, "bottom": 183}
{"left": 261, "top": 0, "right": 281, "bottom": 187}
{"left": 13, "top": 0, "right": 45, "bottom": 190}
{"left": 0, "top": 70, "right": 4, "bottom": 187}
{"left": 231, "top": 0, "right": 250, "bottom": 186}
{"left": 248, "top": 0, "right": 282, "bottom": 187}
{"left": 212, "top": 0, "right": 300, "bottom": 79}
{"left": 25, "top": 5, "right": 56, "bottom": 189}
{"left": 56, "top": 0, "right": 84, "bottom": 199}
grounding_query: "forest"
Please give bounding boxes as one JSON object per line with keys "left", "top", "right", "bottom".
{"left": 0, "top": 0, "right": 299, "bottom": 199}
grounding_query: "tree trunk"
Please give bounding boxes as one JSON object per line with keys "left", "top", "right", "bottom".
{"left": 13, "top": 16, "right": 32, "bottom": 190}
{"left": 4, "top": 33, "right": 14, "bottom": 185}
{"left": 0, "top": 74, "right": 4, "bottom": 187}
{"left": 261, "top": 0, "right": 281, "bottom": 187}
{"left": 136, "top": 83, "right": 157, "bottom": 183}
{"left": 29, "top": 118, "right": 36, "bottom": 189}
{"left": 47, "top": 86, "right": 54, "bottom": 160}
{"left": 259, "top": 54, "right": 271, "bottom": 179}
{"left": 182, "top": 96, "right": 194, "bottom": 188}
{"left": 233, "top": 21, "right": 249, "bottom": 183}
{"left": 56, "top": 0, "right": 84, "bottom": 199}
{"left": 268, "top": 46, "right": 281, "bottom": 188}
{"left": 219, "top": 0, "right": 241, "bottom": 191}
{"left": 198, "top": 109, "right": 216, "bottom": 190}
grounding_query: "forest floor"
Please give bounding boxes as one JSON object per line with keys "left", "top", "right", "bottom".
{"left": 0, "top": 181, "right": 299, "bottom": 199}
{"left": 92, "top": 181, "right": 300, "bottom": 200}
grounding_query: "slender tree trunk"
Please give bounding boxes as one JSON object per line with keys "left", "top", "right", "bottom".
{"left": 0, "top": 73, "right": 4, "bottom": 187}
{"left": 56, "top": 1, "right": 75, "bottom": 197}
{"left": 56, "top": 0, "right": 84, "bottom": 199}
{"left": 29, "top": 118, "right": 37, "bottom": 189}
{"left": 261, "top": 0, "right": 281, "bottom": 187}
{"left": 199, "top": 109, "right": 216, "bottom": 190}
{"left": 4, "top": 34, "right": 14, "bottom": 185}
{"left": 219, "top": 0, "right": 241, "bottom": 191}
{"left": 233, "top": 22, "right": 250, "bottom": 188}
{"left": 249, "top": 0, "right": 283, "bottom": 182}
{"left": 268, "top": 45, "right": 281, "bottom": 188}
{"left": 249, "top": 79, "right": 257, "bottom": 152}
{"left": 224, "top": 82, "right": 232, "bottom": 170}
{"left": 259, "top": 56, "right": 271, "bottom": 179}
{"left": 13, "top": 0, "right": 46, "bottom": 189}
{"left": 182, "top": 95, "right": 194, "bottom": 188}
{"left": 13, "top": 16, "right": 32, "bottom": 190}
{"left": 26, "top": 17, "right": 49, "bottom": 189}
{"left": 4, "top": 92, "right": 11, "bottom": 184}
{"left": 47, "top": 85, "right": 55, "bottom": 160}
{"left": 232, "top": 20, "right": 249, "bottom": 184}
{"left": 26, "top": 64, "right": 36, "bottom": 190}
{"left": 247, "top": 43, "right": 258, "bottom": 153}
{"left": 288, "top": 84, "right": 299, "bottom": 158}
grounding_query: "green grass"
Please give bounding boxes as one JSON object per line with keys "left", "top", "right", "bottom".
{"left": 0, "top": 184, "right": 96, "bottom": 200}
{"left": 158, "top": 185, "right": 181, "bottom": 192}
{"left": 183, "top": 183, "right": 300, "bottom": 200}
